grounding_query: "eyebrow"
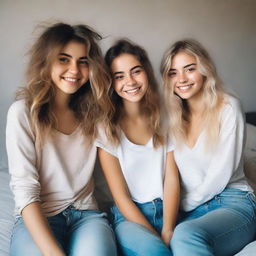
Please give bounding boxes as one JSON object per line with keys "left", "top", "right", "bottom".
{"left": 59, "top": 53, "right": 88, "bottom": 59}
{"left": 113, "top": 65, "right": 143, "bottom": 75}
{"left": 169, "top": 63, "right": 196, "bottom": 71}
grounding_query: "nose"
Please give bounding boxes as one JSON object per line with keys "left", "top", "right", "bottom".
{"left": 179, "top": 72, "right": 188, "bottom": 84}
{"left": 69, "top": 61, "right": 79, "bottom": 74}
{"left": 125, "top": 74, "right": 136, "bottom": 86}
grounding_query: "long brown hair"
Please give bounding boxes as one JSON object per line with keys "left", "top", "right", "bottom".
{"left": 17, "top": 22, "right": 112, "bottom": 145}
{"left": 104, "top": 39, "right": 164, "bottom": 147}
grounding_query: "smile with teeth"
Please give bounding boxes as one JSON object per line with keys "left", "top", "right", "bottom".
{"left": 177, "top": 84, "right": 193, "bottom": 91}
{"left": 124, "top": 87, "right": 141, "bottom": 94}
{"left": 63, "top": 77, "right": 80, "bottom": 82}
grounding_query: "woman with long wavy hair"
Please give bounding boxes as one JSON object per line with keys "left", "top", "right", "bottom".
{"left": 161, "top": 39, "right": 256, "bottom": 255}
{"left": 6, "top": 22, "right": 117, "bottom": 256}
{"left": 97, "top": 39, "right": 180, "bottom": 256}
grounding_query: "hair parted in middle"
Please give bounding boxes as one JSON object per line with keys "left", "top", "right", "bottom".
{"left": 104, "top": 39, "right": 164, "bottom": 147}
{"left": 17, "top": 22, "right": 112, "bottom": 145}
{"left": 161, "top": 39, "right": 226, "bottom": 148}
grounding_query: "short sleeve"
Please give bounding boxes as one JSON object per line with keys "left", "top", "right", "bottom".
{"left": 95, "top": 124, "right": 118, "bottom": 157}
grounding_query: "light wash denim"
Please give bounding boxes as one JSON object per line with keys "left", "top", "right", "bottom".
{"left": 111, "top": 198, "right": 171, "bottom": 256}
{"left": 171, "top": 188, "right": 256, "bottom": 256}
{"left": 10, "top": 208, "right": 117, "bottom": 256}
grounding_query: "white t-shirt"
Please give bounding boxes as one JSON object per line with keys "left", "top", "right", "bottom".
{"left": 6, "top": 100, "right": 98, "bottom": 216}
{"left": 96, "top": 129, "right": 174, "bottom": 203}
{"left": 174, "top": 95, "right": 252, "bottom": 212}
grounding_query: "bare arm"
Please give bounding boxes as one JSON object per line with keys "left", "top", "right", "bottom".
{"left": 161, "top": 151, "right": 180, "bottom": 246}
{"left": 98, "top": 148, "right": 159, "bottom": 236}
{"left": 22, "top": 202, "right": 65, "bottom": 256}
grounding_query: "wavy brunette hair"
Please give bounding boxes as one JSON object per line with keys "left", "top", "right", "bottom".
{"left": 104, "top": 39, "right": 164, "bottom": 147}
{"left": 161, "top": 39, "right": 226, "bottom": 148}
{"left": 17, "top": 22, "right": 112, "bottom": 145}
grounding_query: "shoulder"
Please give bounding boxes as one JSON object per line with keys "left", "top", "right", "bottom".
{"left": 96, "top": 123, "right": 119, "bottom": 157}
{"left": 220, "top": 94, "right": 244, "bottom": 130}
{"left": 7, "top": 99, "right": 32, "bottom": 132}
{"left": 221, "top": 94, "right": 243, "bottom": 117}
{"left": 7, "top": 99, "right": 29, "bottom": 119}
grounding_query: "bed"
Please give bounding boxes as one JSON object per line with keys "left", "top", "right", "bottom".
{"left": 0, "top": 114, "right": 256, "bottom": 256}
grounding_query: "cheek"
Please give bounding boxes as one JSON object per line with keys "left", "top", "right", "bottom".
{"left": 195, "top": 74, "right": 204, "bottom": 87}
{"left": 81, "top": 67, "right": 89, "bottom": 79}
{"left": 169, "top": 79, "right": 176, "bottom": 92}
{"left": 50, "top": 66, "right": 62, "bottom": 78}
{"left": 113, "top": 81, "right": 121, "bottom": 93}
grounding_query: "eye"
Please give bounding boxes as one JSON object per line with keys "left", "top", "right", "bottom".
{"left": 187, "top": 67, "right": 196, "bottom": 72}
{"left": 79, "top": 60, "right": 89, "bottom": 66}
{"left": 59, "top": 57, "right": 69, "bottom": 64}
{"left": 114, "top": 75, "right": 124, "bottom": 80}
{"left": 168, "top": 71, "right": 176, "bottom": 77}
{"left": 131, "top": 68, "right": 143, "bottom": 75}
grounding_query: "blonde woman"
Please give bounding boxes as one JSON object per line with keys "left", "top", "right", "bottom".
{"left": 6, "top": 23, "right": 117, "bottom": 256}
{"left": 161, "top": 39, "right": 256, "bottom": 255}
{"left": 97, "top": 39, "right": 180, "bottom": 256}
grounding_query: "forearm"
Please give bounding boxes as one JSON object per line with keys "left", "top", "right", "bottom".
{"left": 162, "top": 152, "right": 180, "bottom": 245}
{"left": 162, "top": 182, "right": 180, "bottom": 232}
{"left": 115, "top": 197, "right": 158, "bottom": 236}
{"left": 22, "top": 202, "right": 65, "bottom": 256}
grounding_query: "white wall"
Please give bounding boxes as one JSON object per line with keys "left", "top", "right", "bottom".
{"left": 0, "top": 0, "right": 255, "bottom": 168}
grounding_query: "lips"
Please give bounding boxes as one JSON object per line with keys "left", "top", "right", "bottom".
{"left": 177, "top": 84, "right": 193, "bottom": 91}
{"left": 62, "top": 77, "right": 80, "bottom": 82}
{"left": 124, "top": 87, "right": 141, "bottom": 94}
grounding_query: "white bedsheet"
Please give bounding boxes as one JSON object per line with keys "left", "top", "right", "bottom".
{"left": 0, "top": 169, "right": 14, "bottom": 256}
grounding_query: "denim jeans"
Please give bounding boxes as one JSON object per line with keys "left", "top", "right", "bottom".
{"left": 10, "top": 208, "right": 117, "bottom": 256}
{"left": 171, "top": 188, "right": 256, "bottom": 256}
{"left": 111, "top": 198, "right": 171, "bottom": 256}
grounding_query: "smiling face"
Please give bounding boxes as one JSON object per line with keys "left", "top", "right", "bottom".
{"left": 168, "top": 51, "right": 204, "bottom": 102}
{"left": 51, "top": 40, "right": 89, "bottom": 98}
{"left": 111, "top": 53, "right": 148, "bottom": 104}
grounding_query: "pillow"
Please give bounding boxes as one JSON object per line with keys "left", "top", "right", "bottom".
{"left": 244, "top": 123, "right": 256, "bottom": 192}
{"left": 245, "top": 123, "right": 256, "bottom": 155}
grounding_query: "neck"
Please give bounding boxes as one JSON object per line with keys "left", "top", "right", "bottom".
{"left": 187, "top": 93, "right": 205, "bottom": 116}
{"left": 53, "top": 90, "right": 70, "bottom": 111}
{"left": 123, "top": 100, "right": 142, "bottom": 120}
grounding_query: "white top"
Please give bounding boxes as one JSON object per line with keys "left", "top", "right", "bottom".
{"left": 6, "top": 100, "right": 98, "bottom": 217}
{"left": 96, "top": 129, "right": 174, "bottom": 203}
{"left": 174, "top": 95, "right": 252, "bottom": 212}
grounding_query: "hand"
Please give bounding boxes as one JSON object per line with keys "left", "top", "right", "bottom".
{"left": 161, "top": 229, "right": 174, "bottom": 247}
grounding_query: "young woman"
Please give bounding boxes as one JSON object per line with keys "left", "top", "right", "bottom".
{"left": 161, "top": 39, "right": 256, "bottom": 256}
{"left": 97, "top": 39, "right": 180, "bottom": 256}
{"left": 6, "top": 23, "right": 117, "bottom": 256}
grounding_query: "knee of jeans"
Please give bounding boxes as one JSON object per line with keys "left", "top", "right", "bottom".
{"left": 172, "top": 221, "right": 209, "bottom": 246}
{"left": 10, "top": 241, "right": 42, "bottom": 256}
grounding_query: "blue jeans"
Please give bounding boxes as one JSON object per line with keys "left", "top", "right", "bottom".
{"left": 10, "top": 208, "right": 117, "bottom": 256}
{"left": 171, "top": 188, "right": 256, "bottom": 256}
{"left": 111, "top": 198, "right": 171, "bottom": 256}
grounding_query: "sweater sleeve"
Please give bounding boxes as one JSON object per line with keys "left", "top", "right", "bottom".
{"left": 182, "top": 98, "right": 245, "bottom": 211}
{"left": 6, "top": 101, "right": 41, "bottom": 215}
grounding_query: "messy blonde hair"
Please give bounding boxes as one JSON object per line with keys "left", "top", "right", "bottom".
{"left": 161, "top": 39, "right": 226, "bottom": 148}
{"left": 104, "top": 39, "right": 164, "bottom": 147}
{"left": 17, "top": 22, "right": 112, "bottom": 145}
